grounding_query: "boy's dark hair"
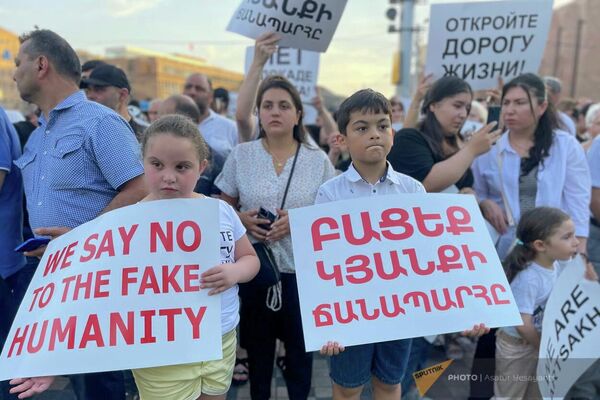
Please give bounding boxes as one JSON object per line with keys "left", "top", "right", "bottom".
{"left": 503, "top": 207, "right": 570, "bottom": 282}
{"left": 19, "top": 29, "right": 81, "bottom": 84}
{"left": 337, "top": 89, "right": 392, "bottom": 135}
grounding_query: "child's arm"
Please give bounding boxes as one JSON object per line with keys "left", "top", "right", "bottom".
{"left": 200, "top": 235, "right": 259, "bottom": 295}
{"left": 461, "top": 323, "right": 490, "bottom": 337}
{"left": 320, "top": 341, "right": 345, "bottom": 356}
{"left": 10, "top": 376, "right": 55, "bottom": 399}
{"left": 515, "top": 313, "right": 541, "bottom": 348}
{"left": 585, "top": 260, "right": 599, "bottom": 281}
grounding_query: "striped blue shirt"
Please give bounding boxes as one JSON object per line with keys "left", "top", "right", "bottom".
{"left": 14, "top": 90, "right": 144, "bottom": 229}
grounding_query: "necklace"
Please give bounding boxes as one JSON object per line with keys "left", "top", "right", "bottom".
{"left": 264, "top": 139, "right": 292, "bottom": 168}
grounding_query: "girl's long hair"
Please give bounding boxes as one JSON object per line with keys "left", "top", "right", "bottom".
{"left": 418, "top": 76, "right": 473, "bottom": 160}
{"left": 503, "top": 207, "right": 570, "bottom": 282}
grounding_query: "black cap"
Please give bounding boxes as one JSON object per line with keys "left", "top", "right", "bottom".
{"left": 81, "top": 64, "right": 130, "bottom": 91}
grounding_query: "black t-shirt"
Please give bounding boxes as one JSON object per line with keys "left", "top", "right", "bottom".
{"left": 387, "top": 128, "right": 473, "bottom": 190}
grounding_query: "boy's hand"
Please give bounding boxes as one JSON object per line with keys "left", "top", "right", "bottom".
{"left": 201, "top": 264, "right": 241, "bottom": 295}
{"left": 320, "top": 341, "right": 345, "bottom": 356}
{"left": 461, "top": 323, "right": 490, "bottom": 338}
{"left": 266, "top": 209, "right": 290, "bottom": 242}
{"left": 10, "top": 376, "right": 55, "bottom": 399}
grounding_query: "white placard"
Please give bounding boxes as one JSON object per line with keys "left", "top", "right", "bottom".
{"left": 537, "top": 256, "right": 600, "bottom": 399}
{"left": 245, "top": 46, "right": 320, "bottom": 124}
{"left": 227, "top": 0, "right": 348, "bottom": 52}
{"left": 289, "top": 194, "right": 522, "bottom": 352}
{"left": 425, "top": 0, "right": 554, "bottom": 91}
{"left": 0, "top": 199, "right": 222, "bottom": 380}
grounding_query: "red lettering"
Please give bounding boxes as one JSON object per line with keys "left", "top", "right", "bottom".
{"left": 311, "top": 217, "right": 340, "bottom": 251}
{"left": 345, "top": 255, "right": 373, "bottom": 284}
{"left": 61, "top": 276, "right": 76, "bottom": 302}
{"left": 29, "top": 286, "right": 44, "bottom": 311}
{"left": 118, "top": 224, "right": 139, "bottom": 256}
{"left": 316, "top": 260, "right": 343, "bottom": 286}
{"left": 140, "top": 310, "right": 157, "bottom": 344}
{"left": 375, "top": 251, "right": 407, "bottom": 280}
{"left": 341, "top": 212, "right": 381, "bottom": 246}
{"left": 380, "top": 294, "right": 405, "bottom": 317}
{"left": 355, "top": 298, "right": 380, "bottom": 320}
{"left": 122, "top": 267, "right": 138, "bottom": 296}
{"left": 95, "top": 231, "right": 115, "bottom": 259}
{"left": 162, "top": 265, "right": 182, "bottom": 293}
{"left": 94, "top": 270, "right": 111, "bottom": 298}
{"left": 431, "top": 288, "right": 458, "bottom": 311}
{"left": 434, "top": 245, "right": 462, "bottom": 273}
{"left": 184, "top": 307, "right": 206, "bottom": 339}
{"left": 43, "top": 246, "right": 68, "bottom": 277}
{"left": 333, "top": 301, "right": 359, "bottom": 324}
{"left": 491, "top": 283, "right": 511, "bottom": 305}
{"left": 159, "top": 308, "right": 182, "bottom": 341}
{"left": 61, "top": 241, "right": 79, "bottom": 269}
{"left": 139, "top": 267, "right": 160, "bottom": 295}
{"left": 413, "top": 207, "right": 443, "bottom": 237}
{"left": 446, "top": 206, "right": 475, "bottom": 235}
{"left": 380, "top": 208, "right": 413, "bottom": 240}
{"left": 313, "top": 304, "right": 333, "bottom": 327}
{"left": 49, "top": 316, "right": 77, "bottom": 351}
{"left": 176, "top": 221, "right": 201, "bottom": 252}
{"left": 109, "top": 311, "right": 134, "bottom": 346}
{"left": 79, "top": 233, "right": 98, "bottom": 262}
{"left": 27, "top": 321, "right": 48, "bottom": 354}
{"left": 7, "top": 324, "right": 30, "bottom": 357}
{"left": 404, "top": 248, "right": 434, "bottom": 275}
{"left": 74, "top": 272, "right": 93, "bottom": 300}
{"left": 150, "top": 221, "right": 173, "bottom": 253}
{"left": 79, "top": 314, "right": 105, "bottom": 348}
{"left": 184, "top": 264, "right": 200, "bottom": 292}
{"left": 462, "top": 245, "right": 487, "bottom": 270}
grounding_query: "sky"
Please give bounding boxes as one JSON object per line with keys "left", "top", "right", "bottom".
{"left": 0, "top": 0, "right": 570, "bottom": 97}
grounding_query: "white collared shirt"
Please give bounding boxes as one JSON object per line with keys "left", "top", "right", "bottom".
{"left": 199, "top": 109, "right": 238, "bottom": 156}
{"left": 472, "top": 129, "right": 591, "bottom": 238}
{"left": 315, "top": 162, "right": 425, "bottom": 205}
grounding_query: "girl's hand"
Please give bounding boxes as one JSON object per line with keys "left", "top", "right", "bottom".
{"left": 253, "top": 32, "right": 281, "bottom": 68}
{"left": 10, "top": 376, "right": 55, "bottom": 399}
{"left": 266, "top": 209, "right": 290, "bottom": 242}
{"left": 461, "top": 323, "right": 490, "bottom": 338}
{"left": 459, "top": 187, "right": 476, "bottom": 196}
{"left": 238, "top": 209, "right": 271, "bottom": 241}
{"left": 480, "top": 199, "right": 508, "bottom": 234}
{"left": 465, "top": 122, "right": 502, "bottom": 157}
{"left": 201, "top": 263, "right": 241, "bottom": 295}
{"left": 320, "top": 341, "right": 345, "bottom": 356}
{"left": 414, "top": 73, "right": 434, "bottom": 103}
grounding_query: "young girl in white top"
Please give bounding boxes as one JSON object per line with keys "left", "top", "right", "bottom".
{"left": 494, "top": 207, "right": 597, "bottom": 400}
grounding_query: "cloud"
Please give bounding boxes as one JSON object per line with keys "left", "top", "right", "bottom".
{"left": 107, "top": 0, "right": 163, "bottom": 17}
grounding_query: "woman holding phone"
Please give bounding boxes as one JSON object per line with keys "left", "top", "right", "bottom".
{"left": 216, "top": 32, "right": 334, "bottom": 400}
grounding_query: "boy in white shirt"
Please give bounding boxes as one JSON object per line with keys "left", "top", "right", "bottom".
{"left": 315, "top": 89, "right": 487, "bottom": 400}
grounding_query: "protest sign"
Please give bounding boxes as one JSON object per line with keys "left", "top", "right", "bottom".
{"left": 227, "top": 0, "right": 348, "bottom": 52}
{"left": 424, "top": 0, "right": 553, "bottom": 91}
{"left": 289, "top": 194, "right": 522, "bottom": 351}
{"left": 537, "top": 256, "right": 600, "bottom": 399}
{"left": 0, "top": 199, "right": 222, "bottom": 380}
{"left": 245, "top": 45, "right": 320, "bottom": 123}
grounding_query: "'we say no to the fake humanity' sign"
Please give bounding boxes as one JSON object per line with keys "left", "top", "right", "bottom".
{"left": 0, "top": 199, "right": 221, "bottom": 381}
{"left": 290, "top": 194, "right": 522, "bottom": 351}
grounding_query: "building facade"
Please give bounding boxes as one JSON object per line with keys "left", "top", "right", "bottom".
{"left": 0, "top": 28, "right": 21, "bottom": 109}
{"left": 540, "top": 0, "right": 600, "bottom": 99}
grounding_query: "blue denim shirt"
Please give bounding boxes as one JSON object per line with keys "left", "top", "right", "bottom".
{"left": 14, "top": 91, "right": 144, "bottom": 229}
{"left": 0, "top": 107, "right": 26, "bottom": 278}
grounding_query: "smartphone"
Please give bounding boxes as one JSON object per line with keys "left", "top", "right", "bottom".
{"left": 487, "top": 106, "right": 501, "bottom": 125}
{"left": 257, "top": 207, "right": 277, "bottom": 231}
{"left": 14, "top": 237, "right": 51, "bottom": 253}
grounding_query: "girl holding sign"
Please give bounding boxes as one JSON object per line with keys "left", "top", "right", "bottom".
{"left": 10, "top": 115, "right": 260, "bottom": 400}
{"left": 494, "top": 207, "right": 597, "bottom": 399}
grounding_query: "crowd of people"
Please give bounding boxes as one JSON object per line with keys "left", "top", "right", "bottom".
{"left": 1, "top": 27, "right": 599, "bottom": 400}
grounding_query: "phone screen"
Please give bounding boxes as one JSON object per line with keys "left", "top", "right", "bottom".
{"left": 487, "top": 106, "right": 501, "bottom": 125}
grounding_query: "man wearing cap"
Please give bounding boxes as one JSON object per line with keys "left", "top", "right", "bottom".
{"left": 82, "top": 63, "right": 145, "bottom": 141}
{"left": 183, "top": 73, "right": 238, "bottom": 156}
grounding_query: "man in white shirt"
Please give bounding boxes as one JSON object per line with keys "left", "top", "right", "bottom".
{"left": 544, "top": 76, "right": 576, "bottom": 136}
{"left": 183, "top": 73, "right": 238, "bottom": 156}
